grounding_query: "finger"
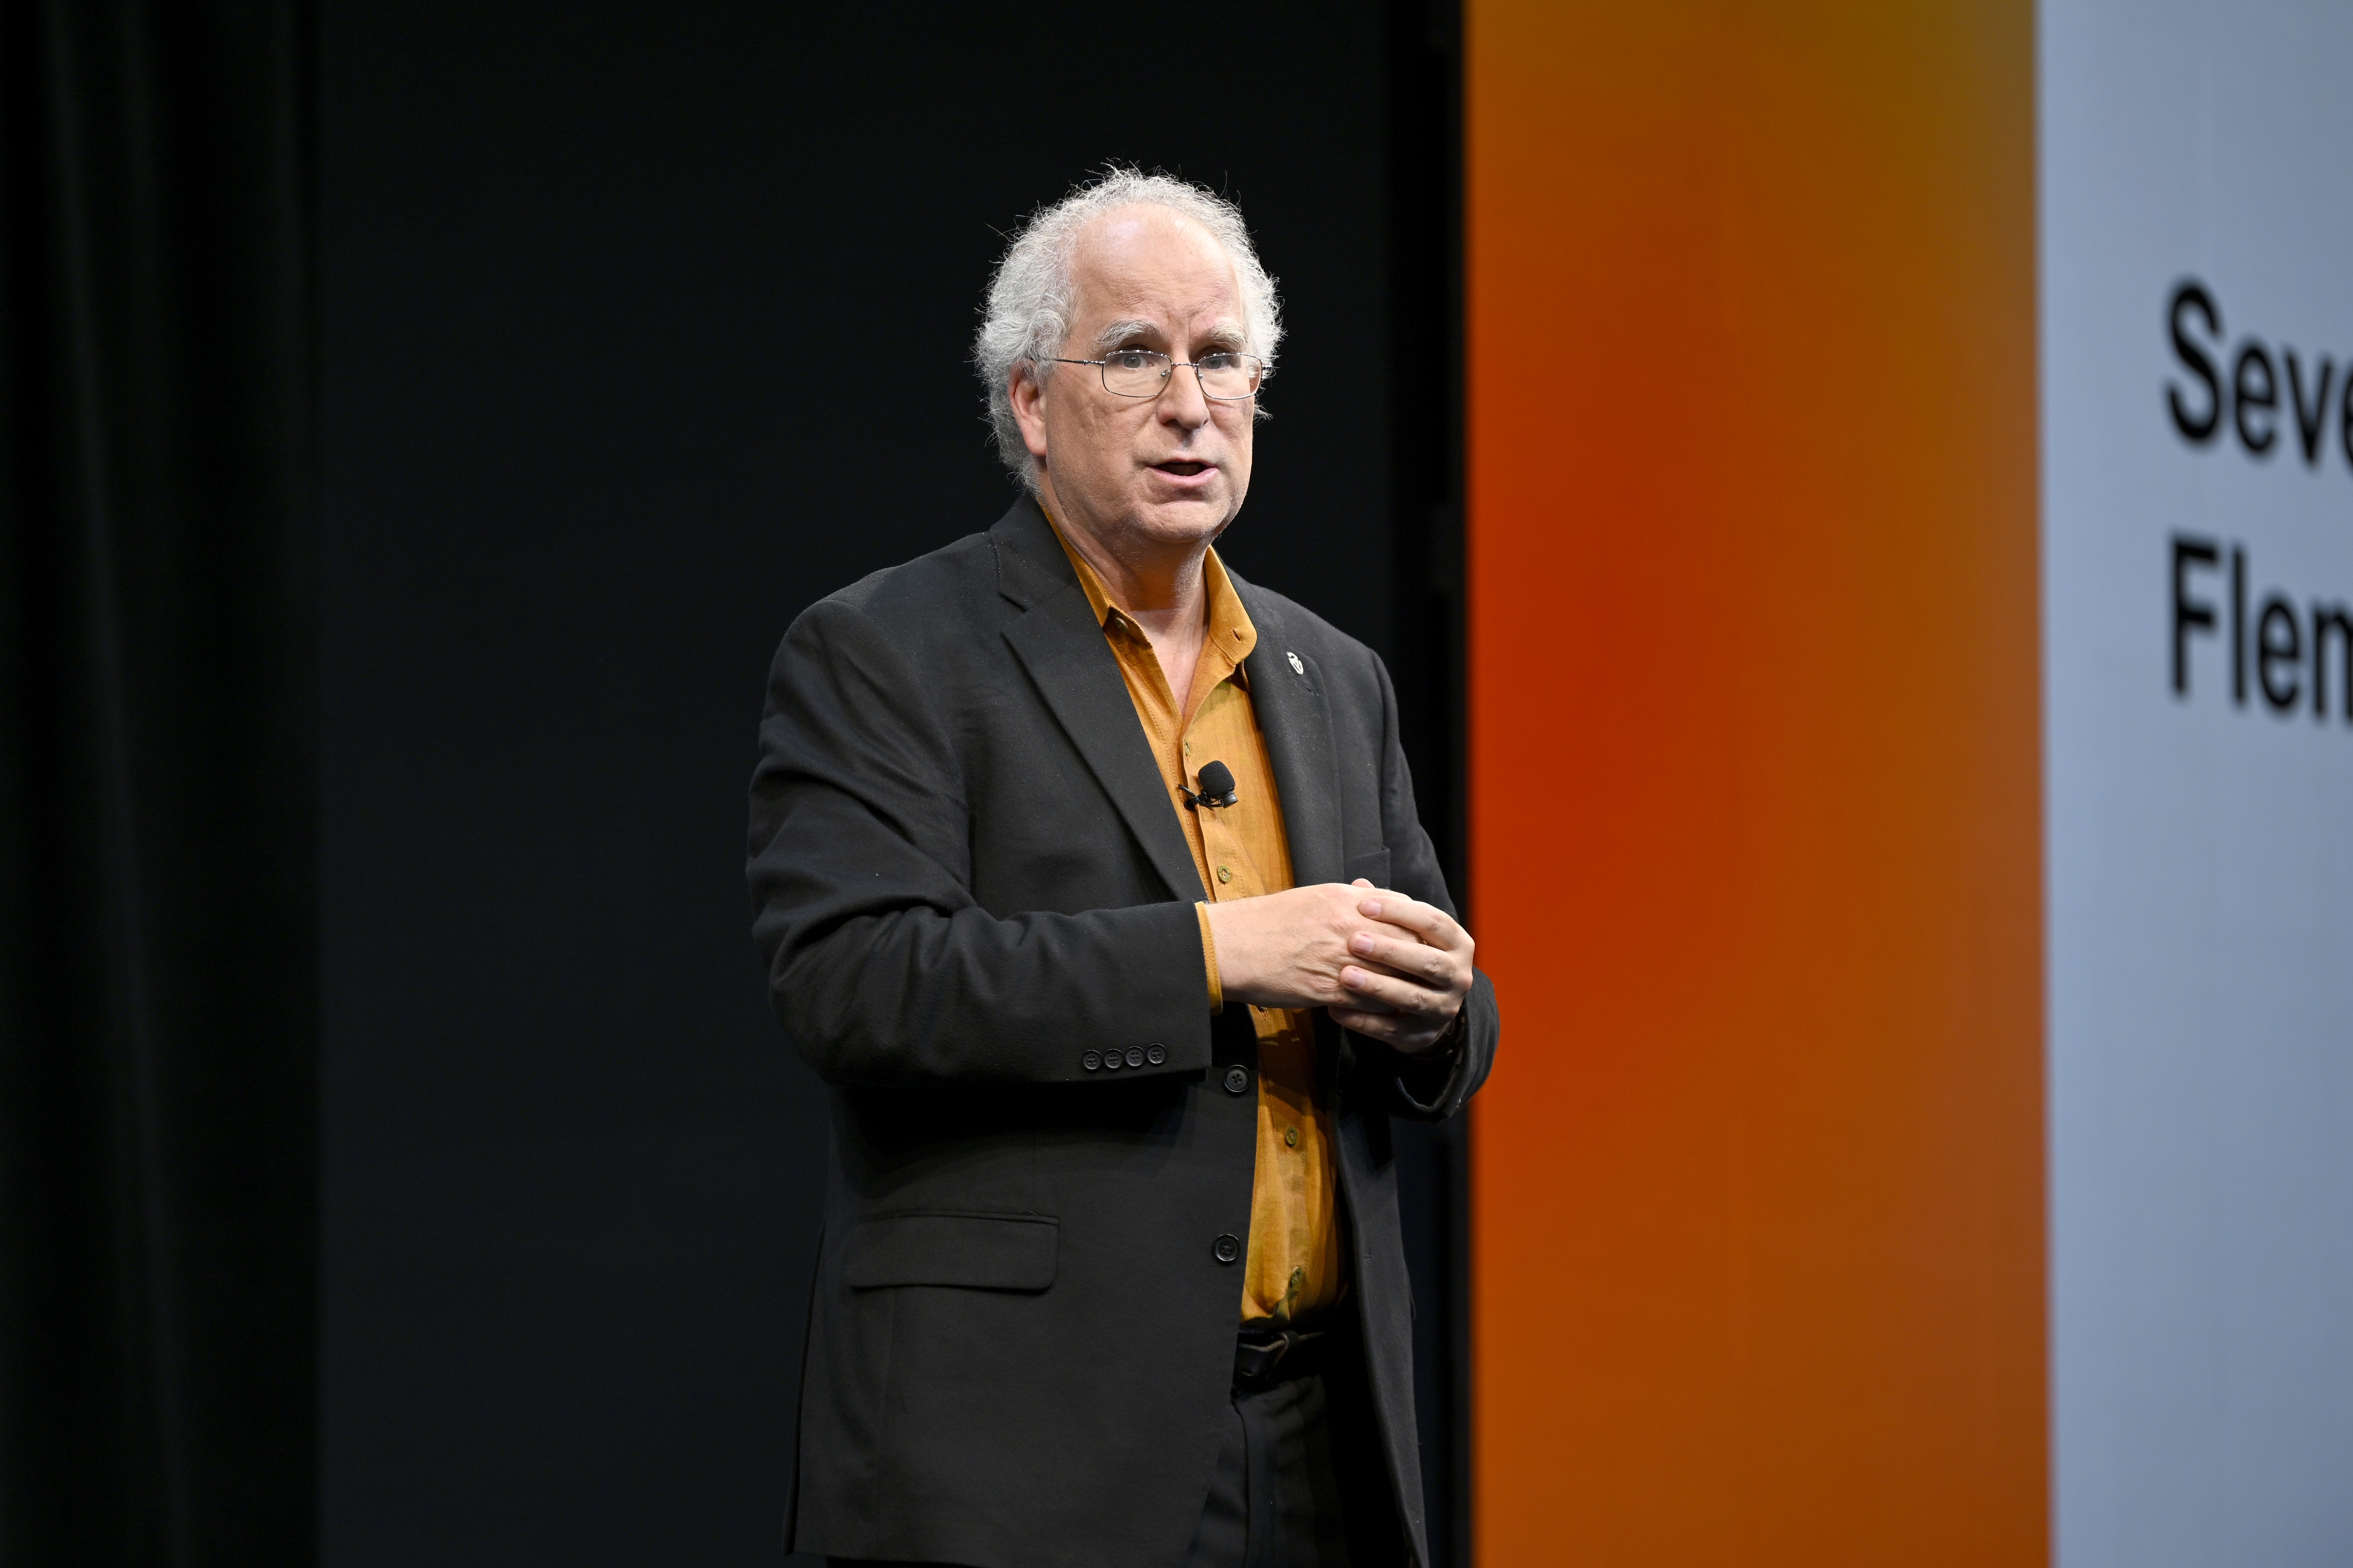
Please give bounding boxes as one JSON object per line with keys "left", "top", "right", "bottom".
{"left": 1354, "top": 892, "right": 1466, "bottom": 951}
{"left": 1333, "top": 954, "right": 1424, "bottom": 992}
{"left": 1347, "top": 929, "right": 1464, "bottom": 990}
{"left": 1350, "top": 877, "right": 1375, "bottom": 889}
{"left": 1329, "top": 1007, "right": 1447, "bottom": 1051}
{"left": 1380, "top": 899, "right": 1466, "bottom": 952}
{"left": 1339, "top": 964, "right": 1447, "bottom": 1016}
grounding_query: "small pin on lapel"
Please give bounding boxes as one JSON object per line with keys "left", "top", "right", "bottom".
{"left": 1286, "top": 651, "right": 1305, "bottom": 676}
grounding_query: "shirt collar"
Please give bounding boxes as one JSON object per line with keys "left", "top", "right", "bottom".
{"left": 1043, "top": 505, "right": 1258, "bottom": 667}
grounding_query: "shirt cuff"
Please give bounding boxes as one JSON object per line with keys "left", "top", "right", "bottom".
{"left": 1196, "top": 902, "right": 1224, "bottom": 1016}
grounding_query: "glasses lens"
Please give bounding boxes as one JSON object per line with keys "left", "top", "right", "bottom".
{"left": 1197, "top": 354, "right": 1263, "bottom": 400}
{"left": 1101, "top": 350, "right": 1170, "bottom": 397}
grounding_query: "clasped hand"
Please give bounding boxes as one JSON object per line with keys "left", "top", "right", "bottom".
{"left": 1202, "top": 879, "right": 1473, "bottom": 1054}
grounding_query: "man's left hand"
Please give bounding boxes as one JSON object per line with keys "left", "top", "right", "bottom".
{"left": 1326, "top": 880, "right": 1474, "bottom": 1054}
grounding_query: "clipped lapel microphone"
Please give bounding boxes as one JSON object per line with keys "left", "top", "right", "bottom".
{"left": 1179, "top": 760, "right": 1238, "bottom": 810}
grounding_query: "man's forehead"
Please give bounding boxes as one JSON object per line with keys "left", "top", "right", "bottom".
{"left": 1069, "top": 206, "right": 1241, "bottom": 314}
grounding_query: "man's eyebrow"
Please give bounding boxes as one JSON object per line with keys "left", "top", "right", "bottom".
{"left": 1093, "top": 318, "right": 1165, "bottom": 350}
{"left": 1089, "top": 318, "right": 1251, "bottom": 353}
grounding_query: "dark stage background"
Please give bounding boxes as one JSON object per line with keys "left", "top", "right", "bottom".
{"left": 3, "top": 3, "right": 314, "bottom": 1562}
{"left": 318, "top": 3, "right": 1464, "bottom": 1564}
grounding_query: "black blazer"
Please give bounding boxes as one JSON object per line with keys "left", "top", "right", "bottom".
{"left": 747, "top": 496, "right": 1497, "bottom": 1568}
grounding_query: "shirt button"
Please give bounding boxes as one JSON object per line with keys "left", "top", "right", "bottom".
{"left": 1284, "top": 1126, "right": 1300, "bottom": 1148}
{"left": 1124, "top": 1047, "right": 1144, "bottom": 1068}
{"left": 1146, "top": 1044, "right": 1167, "bottom": 1065}
{"left": 1213, "top": 1234, "right": 1242, "bottom": 1265}
{"left": 1082, "top": 1051, "right": 1102, "bottom": 1072}
{"left": 1224, "top": 1066, "right": 1251, "bottom": 1095}
{"left": 1216, "top": 866, "right": 1232, "bottom": 884}
{"left": 1184, "top": 741, "right": 1193, "bottom": 756}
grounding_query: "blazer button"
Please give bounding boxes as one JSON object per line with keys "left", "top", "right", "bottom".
{"left": 1104, "top": 1050, "right": 1122, "bottom": 1070}
{"left": 1213, "top": 1234, "right": 1242, "bottom": 1265}
{"left": 1223, "top": 1065, "right": 1250, "bottom": 1094}
{"left": 1082, "top": 1051, "right": 1102, "bottom": 1072}
{"left": 1146, "top": 1044, "right": 1166, "bottom": 1065}
{"left": 1124, "top": 1046, "right": 1144, "bottom": 1068}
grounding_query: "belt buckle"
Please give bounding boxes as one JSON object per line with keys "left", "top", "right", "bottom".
{"left": 1235, "top": 1329, "right": 1294, "bottom": 1385}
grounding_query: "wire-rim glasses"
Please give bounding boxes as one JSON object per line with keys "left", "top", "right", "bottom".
{"left": 1043, "top": 348, "right": 1265, "bottom": 402}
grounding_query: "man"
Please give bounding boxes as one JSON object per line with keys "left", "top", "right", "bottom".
{"left": 747, "top": 169, "right": 1498, "bottom": 1568}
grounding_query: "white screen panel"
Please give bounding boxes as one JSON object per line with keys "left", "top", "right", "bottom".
{"left": 2042, "top": 3, "right": 2353, "bottom": 1564}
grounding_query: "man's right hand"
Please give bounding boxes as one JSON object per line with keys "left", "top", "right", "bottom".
{"left": 1205, "top": 882, "right": 1431, "bottom": 1014}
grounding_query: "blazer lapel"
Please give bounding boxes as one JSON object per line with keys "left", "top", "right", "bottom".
{"left": 1234, "top": 583, "right": 1344, "bottom": 891}
{"left": 1237, "top": 582, "right": 1354, "bottom": 1084}
{"left": 994, "top": 503, "right": 1209, "bottom": 906}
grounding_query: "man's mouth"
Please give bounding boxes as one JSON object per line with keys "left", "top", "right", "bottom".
{"left": 1151, "top": 460, "right": 1212, "bottom": 477}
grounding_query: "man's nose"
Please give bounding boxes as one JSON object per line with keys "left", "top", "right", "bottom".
{"left": 1158, "top": 362, "right": 1212, "bottom": 428}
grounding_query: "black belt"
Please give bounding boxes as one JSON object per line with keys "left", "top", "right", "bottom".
{"left": 1233, "top": 1325, "right": 1334, "bottom": 1390}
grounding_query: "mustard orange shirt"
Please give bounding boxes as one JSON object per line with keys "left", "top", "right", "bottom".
{"left": 1050, "top": 519, "right": 1343, "bottom": 1326}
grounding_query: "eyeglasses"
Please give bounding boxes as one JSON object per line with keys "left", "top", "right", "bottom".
{"left": 1043, "top": 349, "right": 1266, "bottom": 402}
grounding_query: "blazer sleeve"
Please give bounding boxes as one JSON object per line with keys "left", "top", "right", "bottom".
{"left": 1359, "top": 653, "right": 1498, "bottom": 1122}
{"left": 746, "top": 596, "right": 1213, "bottom": 1087}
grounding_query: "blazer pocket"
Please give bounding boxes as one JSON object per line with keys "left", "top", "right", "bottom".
{"left": 841, "top": 1211, "right": 1059, "bottom": 1292}
{"left": 1344, "top": 847, "right": 1392, "bottom": 888}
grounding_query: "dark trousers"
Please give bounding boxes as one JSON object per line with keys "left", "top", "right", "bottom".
{"left": 1181, "top": 1338, "right": 1407, "bottom": 1568}
{"left": 832, "top": 1326, "right": 1408, "bottom": 1568}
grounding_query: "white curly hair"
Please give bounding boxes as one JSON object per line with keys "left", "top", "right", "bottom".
{"left": 973, "top": 167, "right": 1282, "bottom": 489}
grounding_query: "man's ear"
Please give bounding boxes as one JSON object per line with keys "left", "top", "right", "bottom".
{"left": 1009, "top": 362, "right": 1050, "bottom": 461}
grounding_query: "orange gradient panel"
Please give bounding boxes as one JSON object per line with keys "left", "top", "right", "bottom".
{"left": 1467, "top": 4, "right": 2043, "bottom": 1564}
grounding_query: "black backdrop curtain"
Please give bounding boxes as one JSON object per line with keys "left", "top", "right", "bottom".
{"left": 0, "top": 2, "right": 1468, "bottom": 1563}
{"left": 0, "top": 1, "right": 315, "bottom": 1563}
